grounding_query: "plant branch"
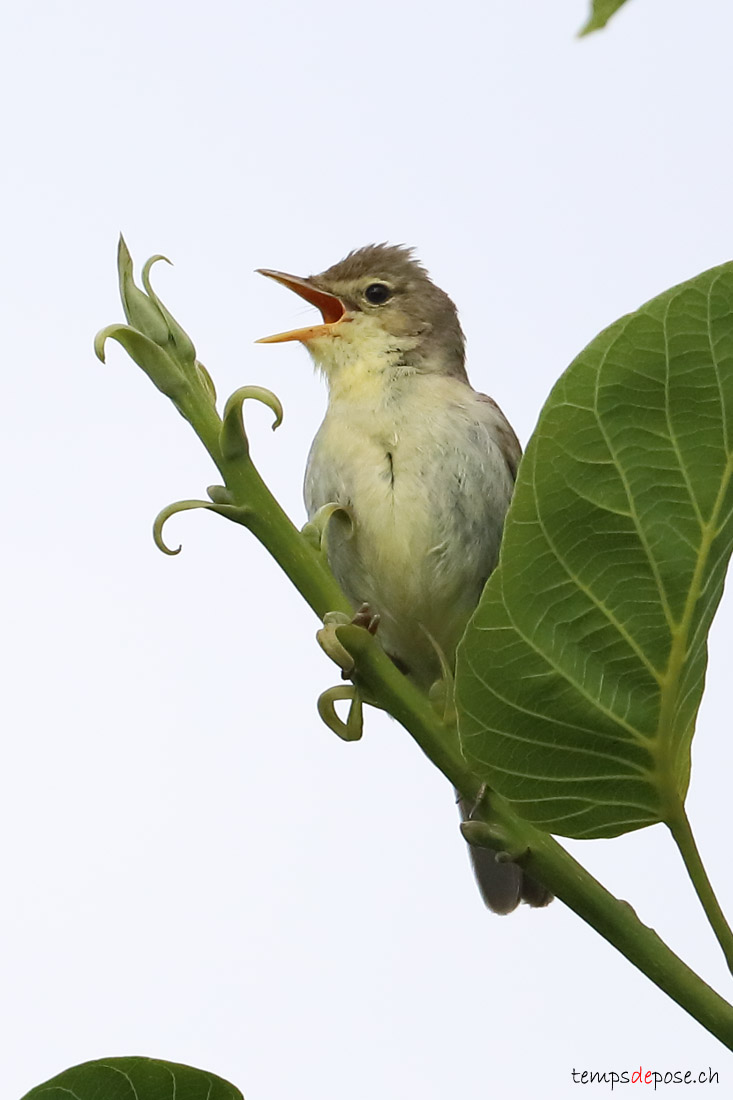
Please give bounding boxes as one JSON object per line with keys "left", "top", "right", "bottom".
{"left": 181, "top": 430, "right": 733, "bottom": 1048}
{"left": 97, "top": 242, "right": 733, "bottom": 1052}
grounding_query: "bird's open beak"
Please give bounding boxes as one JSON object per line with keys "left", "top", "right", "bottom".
{"left": 255, "top": 269, "right": 348, "bottom": 343}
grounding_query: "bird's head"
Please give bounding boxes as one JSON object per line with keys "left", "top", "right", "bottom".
{"left": 256, "top": 244, "right": 466, "bottom": 385}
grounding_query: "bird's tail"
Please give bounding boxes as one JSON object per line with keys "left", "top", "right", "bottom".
{"left": 457, "top": 794, "right": 553, "bottom": 914}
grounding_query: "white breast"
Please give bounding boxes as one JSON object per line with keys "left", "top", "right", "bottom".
{"left": 305, "top": 372, "right": 515, "bottom": 688}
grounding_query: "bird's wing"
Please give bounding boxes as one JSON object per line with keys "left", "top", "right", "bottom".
{"left": 475, "top": 392, "right": 522, "bottom": 482}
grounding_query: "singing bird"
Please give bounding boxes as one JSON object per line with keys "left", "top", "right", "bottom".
{"left": 257, "top": 244, "right": 551, "bottom": 913}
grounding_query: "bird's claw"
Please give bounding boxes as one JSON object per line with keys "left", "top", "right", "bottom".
{"left": 316, "top": 601, "right": 382, "bottom": 677}
{"left": 352, "top": 602, "right": 380, "bottom": 634}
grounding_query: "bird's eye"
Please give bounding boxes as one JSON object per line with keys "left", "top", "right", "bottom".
{"left": 364, "top": 283, "right": 392, "bottom": 305}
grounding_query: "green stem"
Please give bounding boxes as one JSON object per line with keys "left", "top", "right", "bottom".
{"left": 509, "top": 806, "right": 733, "bottom": 1048}
{"left": 668, "top": 805, "right": 733, "bottom": 976}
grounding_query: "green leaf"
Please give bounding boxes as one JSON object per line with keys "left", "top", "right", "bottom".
{"left": 456, "top": 263, "right": 733, "bottom": 840}
{"left": 579, "top": 0, "right": 631, "bottom": 36}
{"left": 20, "top": 1055, "right": 243, "bottom": 1099}
{"left": 142, "top": 254, "right": 198, "bottom": 368}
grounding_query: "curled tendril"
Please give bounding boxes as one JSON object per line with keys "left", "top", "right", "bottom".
{"left": 141, "top": 253, "right": 197, "bottom": 368}
{"left": 317, "top": 685, "right": 364, "bottom": 742}
{"left": 93, "top": 325, "right": 114, "bottom": 363}
{"left": 153, "top": 500, "right": 216, "bottom": 555}
{"left": 301, "top": 502, "right": 354, "bottom": 555}
{"left": 316, "top": 611, "right": 355, "bottom": 674}
{"left": 221, "top": 386, "right": 284, "bottom": 460}
{"left": 141, "top": 254, "right": 173, "bottom": 286}
{"left": 153, "top": 497, "right": 254, "bottom": 555}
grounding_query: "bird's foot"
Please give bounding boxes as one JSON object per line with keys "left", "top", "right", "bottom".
{"left": 317, "top": 684, "right": 364, "bottom": 742}
{"left": 316, "top": 604, "right": 381, "bottom": 681}
{"left": 351, "top": 601, "right": 380, "bottom": 635}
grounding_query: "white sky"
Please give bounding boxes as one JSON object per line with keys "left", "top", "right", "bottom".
{"left": 3, "top": 0, "right": 733, "bottom": 1096}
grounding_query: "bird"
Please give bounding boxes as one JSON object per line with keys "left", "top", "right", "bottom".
{"left": 257, "top": 244, "right": 551, "bottom": 914}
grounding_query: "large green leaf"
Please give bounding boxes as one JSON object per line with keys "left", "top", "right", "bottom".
{"left": 456, "top": 263, "right": 733, "bottom": 839}
{"left": 20, "top": 1055, "right": 243, "bottom": 1099}
{"left": 579, "top": 0, "right": 631, "bottom": 36}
